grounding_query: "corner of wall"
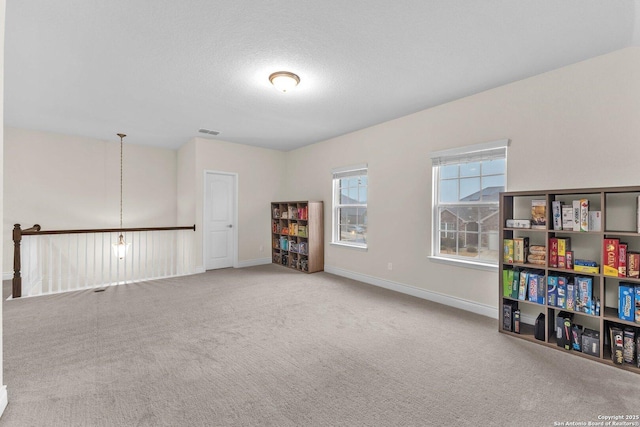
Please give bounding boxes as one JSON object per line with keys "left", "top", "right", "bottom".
{"left": 1, "top": 0, "right": 8, "bottom": 415}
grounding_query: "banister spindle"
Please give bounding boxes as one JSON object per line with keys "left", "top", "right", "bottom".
{"left": 12, "top": 224, "right": 195, "bottom": 298}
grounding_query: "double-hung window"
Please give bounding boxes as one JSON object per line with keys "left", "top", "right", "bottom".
{"left": 430, "top": 139, "right": 509, "bottom": 266}
{"left": 332, "top": 164, "right": 368, "bottom": 248}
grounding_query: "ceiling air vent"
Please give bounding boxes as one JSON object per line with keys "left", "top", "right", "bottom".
{"left": 198, "top": 128, "right": 220, "bottom": 136}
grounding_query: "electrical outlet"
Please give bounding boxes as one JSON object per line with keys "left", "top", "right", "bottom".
{"left": 259, "top": 245, "right": 264, "bottom": 252}
{"left": 388, "top": 262, "right": 393, "bottom": 271}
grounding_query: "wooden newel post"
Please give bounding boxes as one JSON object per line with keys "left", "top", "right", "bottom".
{"left": 12, "top": 223, "right": 40, "bottom": 298}
{"left": 13, "top": 224, "right": 23, "bottom": 298}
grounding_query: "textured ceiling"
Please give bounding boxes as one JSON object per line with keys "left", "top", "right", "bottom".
{"left": 4, "top": 1, "right": 639, "bottom": 151}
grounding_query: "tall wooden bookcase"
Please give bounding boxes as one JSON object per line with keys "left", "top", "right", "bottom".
{"left": 499, "top": 186, "right": 640, "bottom": 374}
{"left": 271, "top": 201, "right": 324, "bottom": 273}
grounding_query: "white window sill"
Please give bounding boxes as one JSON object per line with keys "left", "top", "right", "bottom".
{"left": 330, "top": 242, "right": 368, "bottom": 251}
{"left": 428, "top": 255, "right": 497, "bottom": 272}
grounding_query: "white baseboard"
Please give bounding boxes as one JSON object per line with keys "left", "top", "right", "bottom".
{"left": 0, "top": 385, "right": 7, "bottom": 418}
{"left": 2, "top": 272, "right": 11, "bottom": 281}
{"left": 324, "top": 265, "right": 498, "bottom": 319}
{"left": 195, "top": 257, "right": 271, "bottom": 272}
{"left": 236, "top": 257, "right": 272, "bottom": 268}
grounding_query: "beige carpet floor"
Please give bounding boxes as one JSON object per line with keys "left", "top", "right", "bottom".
{"left": 1, "top": 265, "right": 639, "bottom": 426}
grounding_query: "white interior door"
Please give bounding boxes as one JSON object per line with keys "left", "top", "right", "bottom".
{"left": 205, "top": 172, "right": 235, "bottom": 270}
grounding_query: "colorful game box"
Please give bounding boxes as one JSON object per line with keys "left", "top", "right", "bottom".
{"left": 575, "top": 259, "right": 597, "bottom": 267}
{"left": 628, "top": 252, "right": 640, "bottom": 278}
{"left": 572, "top": 200, "right": 581, "bottom": 231}
{"left": 528, "top": 273, "right": 538, "bottom": 303}
{"left": 566, "top": 282, "right": 575, "bottom": 311}
{"left": 619, "top": 243, "right": 628, "bottom": 278}
{"left": 503, "top": 239, "right": 514, "bottom": 264}
{"left": 548, "top": 237, "right": 558, "bottom": 268}
{"left": 511, "top": 270, "right": 520, "bottom": 299}
{"left": 518, "top": 271, "right": 528, "bottom": 301}
{"left": 514, "top": 237, "right": 529, "bottom": 263}
{"left": 575, "top": 276, "right": 593, "bottom": 315}
{"left": 610, "top": 326, "right": 624, "bottom": 365}
{"left": 557, "top": 276, "right": 567, "bottom": 309}
{"left": 558, "top": 238, "right": 570, "bottom": 269}
{"left": 503, "top": 269, "right": 513, "bottom": 297}
{"left": 547, "top": 276, "right": 558, "bottom": 307}
{"left": 573, "top": 264, "right": 599, "bottom": 274}
{"left": 635, "top": 285, "right": 640, "bottom": 323}
{"left": 537, "top": 274, "right": 545, "bottom": 305}
{"left": 579, "top": 199, "right": 589, "bottom": 232}
{"left": 571, "top": 325, "right": 582, "bottom": 351}
{"left": 618, "top": 283, "right": 635, "bottom": 321}
{"left": 552, "top": 200, "right": 562, "bottom": 230}
{"left": 556, "top": 311, "right": 574, "bottom": 350}
{"left": 603, "top": 238, "right": 620, "bottom": 277}
{"left": 623, "top": 329, "right": 636, "bottom": 364}
{"left": 531, "top": 199, "right": 547, "bottom": 229}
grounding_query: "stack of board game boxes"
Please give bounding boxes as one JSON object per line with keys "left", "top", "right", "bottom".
{"left": 602, "top": 238, "right": 640, "bottom": 279}
{"left": 609, "top": 325, "right": 640, "bottom": 367}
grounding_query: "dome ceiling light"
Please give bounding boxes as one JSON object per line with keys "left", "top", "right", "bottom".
{"left": 269, "top": 71, "right": 300, "bottom": 93}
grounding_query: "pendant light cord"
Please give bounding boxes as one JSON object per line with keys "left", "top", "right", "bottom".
{"left": 117, "top": 133, "right": 126, "bottom": 232}
{"left": 120, "top": 136, "right": 123, "bottom": 230}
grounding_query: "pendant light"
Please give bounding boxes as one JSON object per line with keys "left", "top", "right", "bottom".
{"left": 112, "top": 133, "right": 130, "bottom": 259}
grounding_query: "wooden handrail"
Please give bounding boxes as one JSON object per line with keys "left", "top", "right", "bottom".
{"left": 12, "top": 224, "right": 196, "bottom": 298}
{"left": 21, "top": 225, "right": 196, "bottom": 236}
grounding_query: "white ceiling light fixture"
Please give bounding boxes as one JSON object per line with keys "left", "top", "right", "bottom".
{"left": 269, "top": 71, "right": 300, "bottom": 93}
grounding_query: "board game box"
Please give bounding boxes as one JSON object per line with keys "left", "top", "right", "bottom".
{"left": 603, "top": 238, "right": 620, "bottom": 277}
{"left": 547, "top": 276, "right": 558, "bottom": 307}
{"left": 610, "top": 326, "right": 624, "bottom": 365}
{"left": 582, "top": 329, "right": 600, "bottom": 357}
{"left": 618, "top": 283, "right": 635, "bottom": 321}
{"left": 556, "top": 311, "right": 574, "bottom": 350}
{"left": 623, "top": 329, "right": 635, "bottom": 364}
{"left": 531, "top": 200, "right": 547, "bottom": 229}
{"left": 628, "top": 252, "right": 640, "bottom": 278}
{"left": 502, "top": 301, "right": 518, "bottom": 332}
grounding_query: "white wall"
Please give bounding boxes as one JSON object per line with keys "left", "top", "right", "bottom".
{"left": 0, "top": 0, "right": 7, "bottom": 416}
{"left": 177, "top": 139, "right": 196, "bottom": 228}
{"left": 4, "top": 47, "right": 639, "bottom": 320}
{"left": 186, "top": 137, "right": 287, "bottom": 270}
{"left": 2, "top": 129, "right": 288, "bottom": 276}
{"left": 286, "top": 47, "right": 640, "bottom": 314}
{"left": 2, "top": 128, "right": 178, "bottom": 275}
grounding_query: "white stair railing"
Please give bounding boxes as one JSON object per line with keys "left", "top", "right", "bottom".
{"left": 12, "top": 225, "right": 196, "bottom": 298}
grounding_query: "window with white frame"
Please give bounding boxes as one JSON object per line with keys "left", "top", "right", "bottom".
{"left": 430, "top": 139, "right": 509, "bottom": 265}
{"left": 332, "top": 164, "right": 368, "bottom": 248}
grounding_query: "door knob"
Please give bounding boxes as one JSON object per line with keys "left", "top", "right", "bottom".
{"left": 227, "top": 224, "right": 233, "bottom": 228}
